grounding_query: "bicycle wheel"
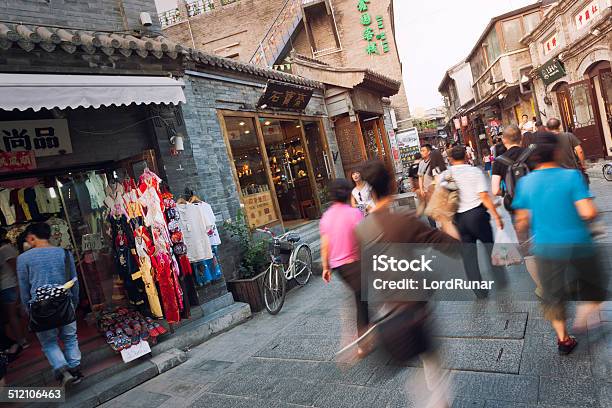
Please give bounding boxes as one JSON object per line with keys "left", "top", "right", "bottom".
{"left": 603, "top": 164, "right": 612, "bottom": 182}
{"left": 263, "top": 264, "right": 286, "bottom": 315}
{"left": 293, "top": 245, "right": 312, "bottom": 286}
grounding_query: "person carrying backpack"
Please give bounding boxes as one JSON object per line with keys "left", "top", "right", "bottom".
{"left": 491, "top": 125, "right": 536, "bottom": 212}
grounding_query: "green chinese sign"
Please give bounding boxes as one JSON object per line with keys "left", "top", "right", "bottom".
{"left": 538, "top": 58, "right": 567, "bottom": 86}
{"left": 357, "top": 0, "right": 390, "bottom": 55}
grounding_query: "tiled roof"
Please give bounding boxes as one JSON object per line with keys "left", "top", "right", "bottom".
{"left": 0, "top": 23, "right": 323, "bottom": 89}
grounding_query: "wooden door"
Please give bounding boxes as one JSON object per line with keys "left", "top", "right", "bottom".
{"left": 117, "top": 149, "right": 159, "bottom": 181}
{"left": 598, "top": 69, "right": 612, "bottom": 155}
{"left": 334, "top": 115, "right": 367, "bottom": 178}
{"left": 568, "top": 80, "right": 605, "bottom": 159}
{"left": 556, "top": 83, "right": 574, "bottom": 132}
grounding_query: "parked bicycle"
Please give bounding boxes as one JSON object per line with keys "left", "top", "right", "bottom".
{"left": 256, "top": 228, "right": 313, "bottom": 314}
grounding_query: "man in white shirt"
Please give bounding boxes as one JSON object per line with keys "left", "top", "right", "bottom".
{"left": 520, "top": 114, "right": 535, "bottom": 135}
{"left": 441, "top": 146, "right": 505, "bottom": 298}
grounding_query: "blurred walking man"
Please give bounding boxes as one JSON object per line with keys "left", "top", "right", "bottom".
{"left": 513, "top": 132, "right": 607, "bottom": 354}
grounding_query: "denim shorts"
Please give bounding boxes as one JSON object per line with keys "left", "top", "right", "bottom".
{"left": 0, "top": 287, "right": 18, "bottom": 304}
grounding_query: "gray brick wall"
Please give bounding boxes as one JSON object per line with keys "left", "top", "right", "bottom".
{"left": 0, "top": 0, "right": 160, "bottom": 32}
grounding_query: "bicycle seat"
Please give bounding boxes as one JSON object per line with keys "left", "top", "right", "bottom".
{"left": 286, "top": 233, "right": 301, "bottom": 243}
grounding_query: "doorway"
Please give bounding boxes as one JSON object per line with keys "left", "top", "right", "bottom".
{"left": 555, "top": 82, "right": 574, "bottom": 132}
{"left": 261, "top": 118, "right": 317, "bottom": 226}
{"left": 587, "top": 61, "right": 612, "bottom": 157}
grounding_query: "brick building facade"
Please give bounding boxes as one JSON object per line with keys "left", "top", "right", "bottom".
{"left": 160, "top": 0, "right": 411, "bottom": 128}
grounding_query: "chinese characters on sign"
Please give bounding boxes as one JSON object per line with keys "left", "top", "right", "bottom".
{"left": 575, "top": 1, "right": 600, "bottom": 29}
{"left": 0, "top": 119, "right": 72, "bottom": 158}
{"left": 0, "top": 151, "right": 36, "bottom": 173}
{"left": 257, "top": 80, "right": 314, "bottom": 111}
{"left": 244, "top": 191, "right": 277, "bottom": 228}
{"left": 358, "top": 0, "right": 390, "bottom": 56}
{"left": 538, "top": 58, "right": 567, "bottom": 86}
{"left": 543, "top": 32, "right": 559, "bottom": 55}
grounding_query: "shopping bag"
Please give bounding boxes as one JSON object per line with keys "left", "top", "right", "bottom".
{"left": 491, "top": 207, "right": 523, "bottom": 266}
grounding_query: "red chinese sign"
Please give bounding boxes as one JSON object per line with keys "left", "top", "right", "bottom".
{"left": 0, "top": 151, "right": 36, "bottom": 173}
{"left": 543, "top": 32, "right": 558, "bottom": 55}
{"left": 575, "top": 1, "right": 600, "bottom": 29}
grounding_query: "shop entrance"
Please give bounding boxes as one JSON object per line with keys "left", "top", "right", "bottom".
{"left": 565, "top": 80, "right": 605, "bottom": 159}
{"left": 587, "top": 61, "right": 612, "bottom": 157}
{"left": 261, "top": 118, "right": 317, "bottom": 228}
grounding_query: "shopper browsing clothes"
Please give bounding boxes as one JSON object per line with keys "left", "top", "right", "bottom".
{"left": 513, "top": 132, "right": 607, "bottom": 355}
{"left": 16, "top": 223, "right": 83, "bottom": 386}
{"left": 351, "top": 171, "right": 374, "bottom": 216}
{"left": 320, "top": 179, "right": 367, "bottom": 356}
{"left": 443, "top": 146, "right": 506, "bottom": 298}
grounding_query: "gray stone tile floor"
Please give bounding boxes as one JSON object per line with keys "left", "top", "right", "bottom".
{"left": 101, "top": 177, "right": 612, "bottom": 407}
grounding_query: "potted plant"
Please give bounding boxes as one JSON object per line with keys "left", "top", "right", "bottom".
{"left": 224, "top": 211, "right": 270, "bottom": 312}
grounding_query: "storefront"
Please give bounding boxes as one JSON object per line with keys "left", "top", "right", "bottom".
{"left": 0, "top": 25, "right": 237, "bottom": 387}
{"left": 523, "top": 0, "right": 612, "bottom": 159}
{"left": 219, "top": 110, "right": 334, "bottom": 230}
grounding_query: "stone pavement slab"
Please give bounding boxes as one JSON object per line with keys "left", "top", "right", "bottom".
{"left": 432, "top": 312, "right": 527, "bottom": 338}
{"left": 433, "top": 338, "right": 523, "bottom": 373}
{"left": 254, "top": 334, "right": 341, "bottom": 361}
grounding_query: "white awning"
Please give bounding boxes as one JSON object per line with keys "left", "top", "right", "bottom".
{"left": 0, "top": 74, "right": 186, "bottom": 112}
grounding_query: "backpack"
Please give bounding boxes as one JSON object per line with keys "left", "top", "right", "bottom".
{"left": 495, "top": 144, "right": 536, "bottom": 211}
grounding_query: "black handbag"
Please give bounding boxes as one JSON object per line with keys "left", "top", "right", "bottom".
{"left": 28, "top": 249, "right": 76, "bottom": 332}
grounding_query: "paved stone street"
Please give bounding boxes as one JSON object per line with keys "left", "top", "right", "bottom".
{"left": 102, "top": 175, "right": 612, "bottom": 408}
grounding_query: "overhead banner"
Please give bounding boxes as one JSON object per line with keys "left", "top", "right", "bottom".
{"left": 0, "top": 119, "right": 72, "bottom": 157}
{"left": 257, "top": 80, "right": 314, "bottom": 111}
{"left": 538, "top": 58, "right": 567, "bottom": 86}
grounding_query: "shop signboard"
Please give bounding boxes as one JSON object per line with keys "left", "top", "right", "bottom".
{"left": 244, "top": 191, "right": 277, "bottom": 228}
{"left": 387, "top": 130, "right": 403, "bottom": 172}
{"left": 0, "top": 151, "right": 36, "bottom": 173}
{"left": 538, "top": 58, "right": 566, "bottom": 86}
{"left": 257, "top": 80, "right": 313, "bottom": 111}
{"left": 0, "top": 119, "right": 72, "bottom": 158}
{"left": 574, "top": 1, "right": 600, "bottom": 29}
{"left": 395, "top": 127, "right": 421, "bottom": 170}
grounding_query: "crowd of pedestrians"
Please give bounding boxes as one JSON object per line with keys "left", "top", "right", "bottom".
{"left": 319, "top": 117, "right": 608, "bottom": 407}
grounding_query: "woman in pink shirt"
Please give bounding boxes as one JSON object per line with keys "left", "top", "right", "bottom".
{"left": 320, "top": 179, "right": 367, "bottom": 354}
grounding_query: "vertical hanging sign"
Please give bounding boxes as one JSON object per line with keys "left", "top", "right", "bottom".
{"left": 358, "top": 0, "right": 390, "bottom": 56}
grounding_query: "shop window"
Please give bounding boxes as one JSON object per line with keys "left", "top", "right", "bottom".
{"left": 569, "top": 83, "right": 596, "bottom": 128}
{"left": 261, "top": 118, "right": 315, "bottom": 222}
{"left": 224, "top": 116, "right": 277, "bottom": 227}
{"left": 303, "top": 121, "right": 333, "bottom": 206}
{"left": 502, "top": 18, "right": 523, "bottom": 52}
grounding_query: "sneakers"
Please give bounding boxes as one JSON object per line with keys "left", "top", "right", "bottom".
{"left": 57, "top": 369, "right": 76, "bottom": 387}
{"left": 558, "top": 336, "right": 578, "bottom": 355}
{"left": 68, "top": 366, "right": 85, "bottom": 385}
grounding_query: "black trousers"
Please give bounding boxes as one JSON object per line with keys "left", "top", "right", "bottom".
{"left": 335, "top": 261, "right": 369, "bottom": 337}
{"left": 454, "top": 205, "right": 506, "bottom": 293}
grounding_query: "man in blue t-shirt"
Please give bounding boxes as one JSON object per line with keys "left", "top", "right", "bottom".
{"left": 17, "top": 223, "right": 82, "bottom": 386}
{"left": 513, "top": 132, "right": 607, "bottom": 355}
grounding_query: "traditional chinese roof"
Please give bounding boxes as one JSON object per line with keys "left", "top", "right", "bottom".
{"left": 0, "top": 22, "right": 323, "bottom": 89}
{"left": 291, "top": 53, "right": 401, "bottom": 96}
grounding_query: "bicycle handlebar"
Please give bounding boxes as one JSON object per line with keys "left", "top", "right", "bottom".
{"left": 255, "top": 228, "right": 291, "bottom": 241}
